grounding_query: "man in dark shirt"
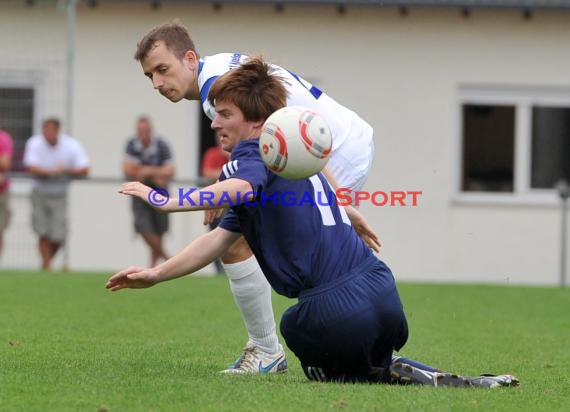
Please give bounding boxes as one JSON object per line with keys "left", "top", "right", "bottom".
{"left": 123, "top": 116, "right": 175, "bottom": 266}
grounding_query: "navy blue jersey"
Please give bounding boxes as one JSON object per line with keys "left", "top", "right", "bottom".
{"left": 219, "top": 139, "right": 373, "bottom": 298}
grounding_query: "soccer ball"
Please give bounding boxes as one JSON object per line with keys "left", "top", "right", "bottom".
{"left": 259, "top": 106, "right": 332, "bottom": 180}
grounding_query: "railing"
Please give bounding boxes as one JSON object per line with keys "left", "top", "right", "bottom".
{"left": 1, "top": 174, "right": 211, "bottom": 272}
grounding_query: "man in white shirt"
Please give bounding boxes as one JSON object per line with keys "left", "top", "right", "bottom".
{"left": 23, "top": 118, "right": 89, "bottom": 270}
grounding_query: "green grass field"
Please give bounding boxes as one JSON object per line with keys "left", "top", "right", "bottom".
{"left": 1, "top": 271, "right": 569, "bottom": 412}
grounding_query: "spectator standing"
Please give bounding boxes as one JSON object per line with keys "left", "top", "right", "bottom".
{"left": 23, "top": 118, "right": 89, "bottom": 270}
{"left": 123, "top": 116, "right": 175, "bottom": 266}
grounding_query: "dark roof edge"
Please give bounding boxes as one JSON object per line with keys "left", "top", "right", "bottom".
{"left": 158, "top": 0, "right": 570, "bottom": 11}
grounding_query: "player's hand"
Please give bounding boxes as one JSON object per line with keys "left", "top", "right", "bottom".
{"left": 105, "top": 266, "right": 159, "bottom": 292}
{"left": 345, "top": 205, "right": 382, "bottom": 253}
{"left": 118, "top": 181, "right": 154, "bottom": 203}
{"left": 203, "top": 208, "right": 224, "bottom": 225}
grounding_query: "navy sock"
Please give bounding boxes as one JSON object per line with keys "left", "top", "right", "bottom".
{"left": 303, "top": 365, "right": 390, "bottom": 383}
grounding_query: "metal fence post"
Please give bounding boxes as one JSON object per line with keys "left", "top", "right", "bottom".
{"left": 556, "top": 179, "right": 570, "bottom": 287}
{"left": 63, "top": 0, "right": 77, "bottom": 272}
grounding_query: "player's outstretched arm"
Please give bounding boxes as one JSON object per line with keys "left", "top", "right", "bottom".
{"left": 106, "top": 227, "right": 241, "bottom": 292}
{"left": 119, "top": 178, "right": 252, "bottom": 213}
{"left": 105, "top": 266, "right": 158, "bottom": 291}
{"left": 118, "top": 181, "right": 171, "bottom": 211}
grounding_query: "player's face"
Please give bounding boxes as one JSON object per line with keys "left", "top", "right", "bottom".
{"left": 211, "top": 101, "right": 263, "bottom": 152}
{"left": 141, "top": 41, "right": 198, "bottom": 102}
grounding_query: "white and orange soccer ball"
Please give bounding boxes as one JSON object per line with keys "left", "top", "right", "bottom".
{"left": 259, "top": 106, "right": 332, "bottom": 180}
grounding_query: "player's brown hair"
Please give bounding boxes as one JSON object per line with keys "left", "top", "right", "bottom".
{"left": 134, "top": 21, "right": 198, "bottom": 61}
{"left": 207, "top": 57, "right": 289, "bottom": 122}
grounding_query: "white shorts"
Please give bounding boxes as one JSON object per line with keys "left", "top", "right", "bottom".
{"left": 327, "top": 129, "right": 375, "bottom": 193}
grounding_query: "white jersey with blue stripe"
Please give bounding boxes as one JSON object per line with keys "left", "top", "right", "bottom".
{"left": 218, "top": 139, "right": 373, "bottom": 298}
{"left": 197, "top": 53, "right": 374, "bottom": 186}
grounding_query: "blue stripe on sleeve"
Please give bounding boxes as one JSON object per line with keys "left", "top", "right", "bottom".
{"left": 286, "top": 70, "right": 323, "bottom": 100}
{"left": 200, "top": 75, "right": 219, "bottom": 104}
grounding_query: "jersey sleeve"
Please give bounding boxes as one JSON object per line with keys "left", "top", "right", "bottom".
{"left": 197, "top": 58, "right": 222, "bottom": 119}
{"left": 200, "top": 75, "right": 219, "bottom": 120}
{"left": 217, "top": 141, "right": 269, "bottom": 198}
{"left": 198, "top": 53, "right": 250, "bottom": 120}
{"left": 218, "top": 209, "right": 242, "bottom": 233}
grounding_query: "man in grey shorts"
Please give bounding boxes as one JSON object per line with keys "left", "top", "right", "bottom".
{"left": 23, "top": 118, "right": 89, "bottom": 270}
{"left": 123, "top": 116, "right": 175, "bottom": 266}
{"left": 131, "top": 194, "right": 168, "bottom": 240}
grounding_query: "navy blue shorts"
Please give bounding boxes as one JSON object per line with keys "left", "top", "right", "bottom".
{"left": 280, "top": 255, "right": 408, "bottom": 379}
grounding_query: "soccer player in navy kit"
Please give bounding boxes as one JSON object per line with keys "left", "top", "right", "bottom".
{"left": 134, "top": 22, "right": 380, "bottom": 373}
{"left": 108, "top": 57, "right": 518, "bottom": 387}
{"left": 109, "top": 57, "right": 405, "bottom": 382}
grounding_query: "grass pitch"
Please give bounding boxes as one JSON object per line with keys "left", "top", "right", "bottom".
{"left": 0, "top": 271, "right": 569, "bottom": 411}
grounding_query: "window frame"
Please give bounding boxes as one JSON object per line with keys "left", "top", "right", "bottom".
{"left": 453, "top": 85, "right": 570, "bottom": 207}
{"left": 0, "top": 69, "right": 45, "bottom": 195}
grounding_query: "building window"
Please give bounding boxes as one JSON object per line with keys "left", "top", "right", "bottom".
{"left": 462, "top": 104, "right": 515, "bottom": 192}
{"left": 459, "top": 87, "right": 570, "bottom": 199}
{"left": 0, "top": 87, "right": 34, "bottom": 172}
{"left": 531, "top": 106, "right": 570, "bottom": 189}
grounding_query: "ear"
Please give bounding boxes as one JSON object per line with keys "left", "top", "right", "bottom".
{"left": 183, "top": 50, "right": 198, "bottom": 70}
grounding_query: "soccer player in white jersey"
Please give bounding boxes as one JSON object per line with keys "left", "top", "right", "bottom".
{"left": 109, "top": 57, "right": 518, "bottom": 388}
{"left": 133, "top": 22, "right": 380, "bottom": 373}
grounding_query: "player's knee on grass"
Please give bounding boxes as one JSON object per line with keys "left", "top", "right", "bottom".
{"left": 280, "top": 304, "right": 369, "bottom": 373}
{"left": 280, "top": 266, "right": 410, "bottom": 382}
{"left": 221, "top": 236, "right": 253, "bottom": 265}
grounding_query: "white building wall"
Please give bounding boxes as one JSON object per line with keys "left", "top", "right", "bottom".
{"left": 0, "top": 2, "right": 569, "bottom": 284}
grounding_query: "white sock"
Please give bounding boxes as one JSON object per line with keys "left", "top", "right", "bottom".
{"left": 223, "top": 255, "right": 280, "bottom": 354}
